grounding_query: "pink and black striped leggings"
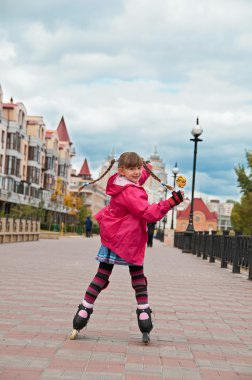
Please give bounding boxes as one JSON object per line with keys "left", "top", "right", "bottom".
{"left": 84, "top": 262, "right": 148, "bottom": 305}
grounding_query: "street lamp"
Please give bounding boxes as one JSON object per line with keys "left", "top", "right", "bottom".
{"left": 171, "top": 163, "right": 179, "bottom": 229}
{"left": 162, "top": 215, "right": 167, "bottom": 240}
{"left": 183, "top": 118, "right": 203, "bottom": 252}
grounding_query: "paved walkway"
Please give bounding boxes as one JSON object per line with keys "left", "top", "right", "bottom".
{"left": 0, "top": 236, "right": 252, "bottom": 380}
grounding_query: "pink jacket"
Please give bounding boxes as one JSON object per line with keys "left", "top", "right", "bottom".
{"left": 95, "top": 168, "right": 182, "bottom": 265}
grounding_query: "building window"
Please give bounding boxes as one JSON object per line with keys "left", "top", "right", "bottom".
{"left": 44, "top": 174, "right": 56, "bottom": 191}
{"left": 3, "top": 176, "right": 14, "bottom": 191}
{"left": 18, "top": 110, "right": 25, "bottom": 129}
{"left": 6, "top": 132, "right": 21, "bottom": 152}
{"left": 58, "top": 164, "right": 67, "bottom": 177}
{"left": 28, "top": 146, "right": 40, "bottom": 162}
{"left": 4, "top": 156, "right": 21, "bottom": 177}
{"left": 45, "top": 157, "right": 53, "bottom": 170}
{"left": 27, "top": 166, "right": 40, "bottom": 184}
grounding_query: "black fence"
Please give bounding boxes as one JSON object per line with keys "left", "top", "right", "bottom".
{"left": 174, "top": 231, "right": 252, "bottom": 281}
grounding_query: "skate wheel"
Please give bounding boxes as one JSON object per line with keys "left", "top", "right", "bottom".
{"left": 142, "top": 332, "right": 150, "bottom": 344}
{"left": 69, "top": 329, "right": 78, "bottom": 340}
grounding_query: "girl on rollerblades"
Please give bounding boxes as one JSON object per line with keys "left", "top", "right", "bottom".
{"left": 70, "top": 152, "right": 184, "bottom": 343}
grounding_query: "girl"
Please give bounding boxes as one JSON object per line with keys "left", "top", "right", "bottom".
{"left": 70, "top": 152, "right": 184, "bottom": 342}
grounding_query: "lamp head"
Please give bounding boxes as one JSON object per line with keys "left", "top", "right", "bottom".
{"left": 172, "top": 162, "right": 179, "bottom": 175}
{"left": 191, "top": 117, "right": 203, "bottom": 137}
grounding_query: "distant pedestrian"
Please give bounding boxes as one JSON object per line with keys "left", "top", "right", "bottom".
{"left": 70, "top": 152, "right": 184, "bottom": 343}
{"left": 147, "top": 222, "right": 156, "bottom": 247}
{"left": 85, "top": 216, "right": 92, "bottom": 238}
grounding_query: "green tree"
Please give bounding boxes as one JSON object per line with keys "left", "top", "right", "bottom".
{"left": 9, "top": 202, "right": 46, "bottom": 222}
{"left": 231, "top": 151, "right": 252, "bottom": 234}
{"left": 76, "top": 204, "right": 90, "bottom": 226}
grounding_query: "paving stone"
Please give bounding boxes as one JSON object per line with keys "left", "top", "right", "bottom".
{"left": 0, "top": 236, "right": 252, "bottom": 379}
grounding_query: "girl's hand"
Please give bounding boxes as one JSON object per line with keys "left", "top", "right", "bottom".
{"left": 171, "top": 190, "right": 184, "bottom": 205}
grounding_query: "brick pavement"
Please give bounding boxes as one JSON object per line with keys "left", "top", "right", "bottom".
{"left": 0, "top": 236, "right": 252, "bottom": 380}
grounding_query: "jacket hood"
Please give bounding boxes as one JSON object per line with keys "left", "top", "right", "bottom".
{"left": 106, "top": 173, "right": 138, "bottom": 196}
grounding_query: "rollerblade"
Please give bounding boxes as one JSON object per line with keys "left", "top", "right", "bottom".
{"left": 69, "top": 304, "right": 93, "bottom": 340}
{"left": 136, "top": 307, "right": 153, "bottom": 344}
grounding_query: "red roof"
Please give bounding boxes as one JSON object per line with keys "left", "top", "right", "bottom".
{"left": 57, "top": 116, "right": 71, "bottom": 142}
{"left": 3, "top": 102, "right": 16, "bottom": 109}
{"left": 177, "top": 198, "right": 218, "bottom": 221}
{"left": 79, "top": 158, "right": 91, "bottom": 176}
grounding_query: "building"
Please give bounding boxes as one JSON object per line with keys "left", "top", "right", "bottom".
{"left": 176, "top": 198, "right": 218, "bottom": 232}
{"left": 217, "top": 200, "right": 235, "bottom": 230}
{"left": 70, "top": 158, "right": 107, "bottom": 216}
{"left": 0, "top": 94, "right": 45, "bottom": 212}
{"left": 145, "top": 147, "right": 167, "bottom": 204}
{"left": 0, "top": 87, "right": 75, "bottom": 222}
{"left": 207, "top": 199, "right": 235, "bottom": 231}
{"left": 97, "top": 149, "right": 118, "bottom": 191}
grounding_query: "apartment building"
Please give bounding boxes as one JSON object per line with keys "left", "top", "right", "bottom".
{"left": 0, "top": 87, "right": 75, "bottom": 220}
{"left": 0, "top": 91, "right": 32, "bottom": 212}
{"left": 207, "top": 199, "right": 235, "bottom": 231}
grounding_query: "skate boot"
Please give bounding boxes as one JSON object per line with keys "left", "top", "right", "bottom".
{"left": 136, "top": 307, "right": 153, "bottom": 344}
{"left": 69, "top": 304, "right": 93, "bottom": 340}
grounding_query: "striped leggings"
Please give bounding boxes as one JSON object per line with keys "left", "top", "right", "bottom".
{"left": 84, "top": 262, "right": 148, "bottom": 305}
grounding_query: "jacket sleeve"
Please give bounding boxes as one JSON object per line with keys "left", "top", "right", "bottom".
{"left": 121, "top": 187, "right": 183, "bottom": 223}
{"left": 94, "top": 205, "right": 109, "bottom": 224}
{"left": 139, "top": 163, "right": 152, "bottom": 186}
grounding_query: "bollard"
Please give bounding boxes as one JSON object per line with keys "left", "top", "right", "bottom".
{"left": 60, "top": 222, "right": 65, "bottom": 236}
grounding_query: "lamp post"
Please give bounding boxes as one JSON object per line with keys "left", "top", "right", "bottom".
{"left": 171, "top": 163, "right": 179, "bottom": 230}
{"left": 162, "top": 215, "right": 167, "bottom": 241}
{"left": 183, "top": 118, "right": 203, "bottom": 252}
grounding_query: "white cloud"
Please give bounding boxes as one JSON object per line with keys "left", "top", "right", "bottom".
{"left": 1, "top": 0, "right": 252, "bottom": 202}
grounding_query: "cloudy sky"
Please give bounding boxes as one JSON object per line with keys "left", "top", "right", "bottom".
{"left": 1, "top": 0, "right": 252, "bottom": 202}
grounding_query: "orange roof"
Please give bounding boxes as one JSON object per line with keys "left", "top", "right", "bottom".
{"left": 177, "top": 198, "right": 218, "bottom": 221}
{"left": 45, "top": 131, "right": 54, "bottom": 137}
{"left": 57, "top": 116, "right": 71, "bottom": 142}
{"left": 79, "top": 158, "right": 91, "bottom": 176}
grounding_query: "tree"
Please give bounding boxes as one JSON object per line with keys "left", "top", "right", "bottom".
{"left": 231, "top": 151, "right": 252, "bottom": 234}
{"left": 9, "top": 202, "right": 46, "bottom": 221}
{"left": 76, "top": 205, "right": 89, "bottom": 225}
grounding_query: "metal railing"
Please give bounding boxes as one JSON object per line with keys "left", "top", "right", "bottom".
{"left": 174, "top": 231, "right": 252, "bottom": 280}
